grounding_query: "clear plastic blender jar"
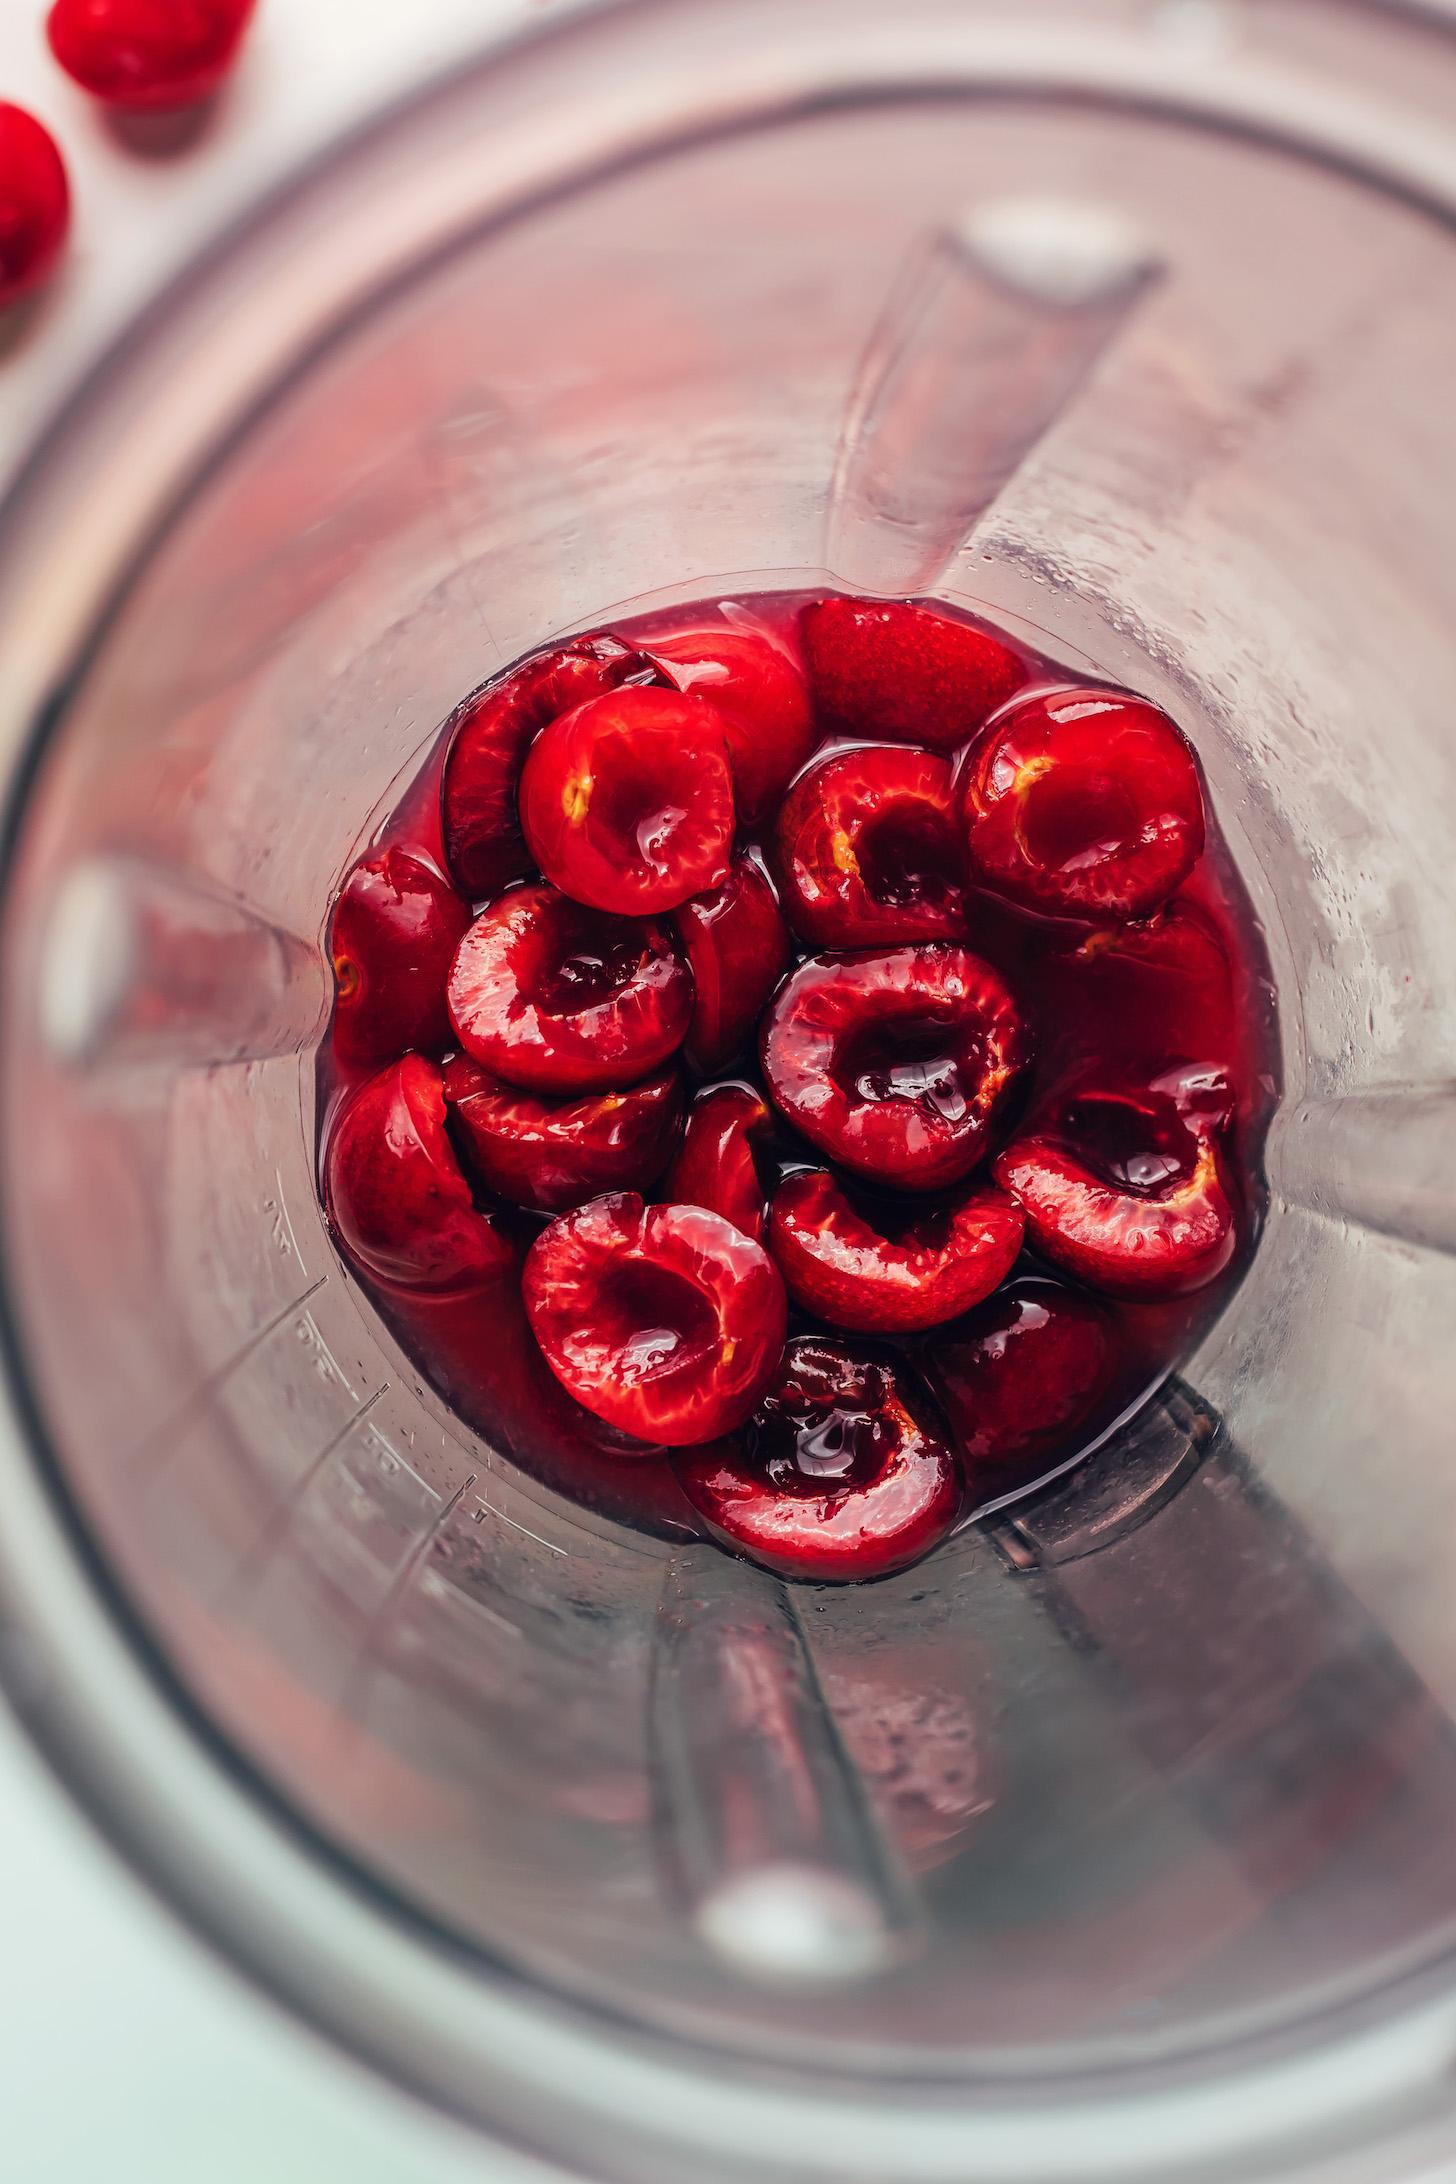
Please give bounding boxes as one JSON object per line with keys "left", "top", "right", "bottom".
{"left": 0, "top": 2, "right": 1454, "bottom": 2178}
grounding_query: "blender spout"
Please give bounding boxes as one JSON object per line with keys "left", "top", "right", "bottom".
{"left": 825, "top": 196, "right": 1161, "bottom": 596}
{"left": 649, "top": 1546, "right": 923, "bottom": 1985}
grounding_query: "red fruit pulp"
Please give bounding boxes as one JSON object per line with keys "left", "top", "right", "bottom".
{"left": 802, "top": 596, "right": 1025, "bottom": 751}
{"left": 994, "top": 1077, "right": 1237, "bottom": 1299}
{"left": 318, "top": 586, "right": 1276, "bottom": 1575}
{"left": 329, "top": 845, "right": 469, "bottom": 1066}
{"left": 924, "top": 1277, "right": 1117, "bottom": 1507}
{"left": 665, "top": 1082, "right": 774, "bottom": 1243}
{"left": 775, "top": 744, "right": 966, "bottom": 947}
{"left": 959, "top": 685, "right": 1205, "bottom": 922}
{"left": 441, "top": 635, "right": 656, "bottom": 899}
{"left": 769, "top": 1171, "right": 1023, "bottom": 1332}
{"left": 325, "top": 1056, "right": 511, "bottom": 1294}
{"left": 673, "top": 1336, "right": 962, "bottom": 1581}
{"left": 443, "top": 1053, "right": 682, "bottom": 1212}
{"left": 760, "top": 943, "right": 1030, "bottom": 1190}
{"left": 671, "top": 853, "right": 790, "bottom": 1073}
{"left": 644, "top": 616, "right": 815, "bottom": 822}
{"left": 519, "top": 685, "right": 734, "bottom": 914}
{"left": 447, "top": 883, "right": 692, "bottom": 1092}
{"left": 47, "top": 0, "right": 257, "bottom": 110}
{"left": 523, "top": 1193, "right": 787, "bottom": 1445}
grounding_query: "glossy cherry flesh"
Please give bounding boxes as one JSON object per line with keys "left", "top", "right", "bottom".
{"left": 441, "top": 635, "right": 656, "bottom": 900}
{"left": 769, "top": 1172, "right": 1023, "bottom": 1332}
{"left": 644, "top": 619, "right": 815, "bottom": 823}
{"left": 671, "top": 853, "right": 791, "bottom": 1073}
{"left": 321, "top": 585, "right": 1265, "bottom": 1586}
{"left": 520, "top": 685, "right": 735, "bottom": 914}
{"left": 801, "top": 596, "right": 1025, "bottom": 753}
{"left": 47, "top": 0, "right": 258, "bottom": 109}
{"left": 665, "top": 1083, "right": 774, "bottom": 1244}
{"left": 447, "top": 883, "right": 692, "bottom": 1093}
{"left": 959, "top": 685, "right": 1205, "bottom": 922}
{"left": 330, "top": 846, "right": 470, "bottom": 1066}
{"left": 444, "top": 1054, "right": 682, "bottom": 1213}
{"left": 994, "top": 1075, "right": 1235, "bottom": 1298}
{"left": 674, "top": 1336, "right": 962, "bottom": 1581}
{"left": 523, "top": 1193, "right": 787, "bottom": 1445}
{"left": 761, "top": 944, "right": 1030, "bottom": 1190}
{"left": 926, "top": 1277, "right": 1117, "bottom": 1503}
{"left": 325, "top": 1056, "right": 510, "bottom": 1293}
{"left": 775, "top": 744, "right": 966, "bottom": 947}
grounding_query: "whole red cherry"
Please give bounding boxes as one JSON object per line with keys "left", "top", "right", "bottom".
{"left": 325, "top": 1056, "right": 510, "bottom": 1293}
{"left": 443, "top": 1054, "right": 681, "bottom": 1213}
{"left": 0, "top": 105, "right": 70, "bottom": 308}
{"left": 958, "top": 684, "right": 1205, "bottom": 922}
{"left": 447, "top": 883, "right": 692, "bottom": 1093}
{"left": 671, "top": 853, "right": 790, "bottom": 1073}
{"left": 775, "top": 744, "right": 966, "bottom": 947}
{"left": 664, "top": 1083, "right": 774, "bottom": 1244}
{"left": 994, "top": 1074, "right": 1235, "bottom": 1298}
{"left": 523, "top": 1192, "right": 787, "bottom": 1445}
{"left": 329, "top": 846, "right": 470, "bottom": 1066}
{"left": 519, "top": 685, "right": 734, "bottom": 914}
{"left": 768, "top": 1171, "right": 1022, "bottom": 1332}
{"left": 47, "top": 0, "right": 258, "bottom": 109}
{"left": 926, "top": 1276, "right": 1116, "bottom": 1505}
{"left": 643, "top": 616, "right": 815, "bottom": 823}
{"left": 673, "top": 1336, "right": 962, "bottom": 1581}
{"left": 760, "top": 943, "right": 1030, "bottom": 1191}
{"left": 441, "top": 635, "right": 656, "bottom": 899}
{"left": 800, "top": 596, "right": 1026, "bottom": 753}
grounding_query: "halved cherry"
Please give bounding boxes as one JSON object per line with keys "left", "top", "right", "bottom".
{"left": 1037, "top": 902, "right": 1235, "bottom": 1083}
{"left": 329, "top": 845, "right": 470, "bottom": 1065}
{"left": 520, "top": 685, "right": 734, "bottom": 914}
{"left": 760, "top": 944, "right": 1030, "bottom": 1191}
{"left": 800, "top": 596, "right": 1026, "bottom": 753}
{"left": 673, "top": 1337, "right": 961, "bottom": 1581}
{"left": 671, "top": 853, "right": 790, "bottom": 1072}
{"left": 959, "top": 684, "right": 1205, "bottom": 922}
{"left": 441, "top": 634, "right": 655, "bottom": 898}
{"left": 447, "top": 883, "right": 692, "bottom": 1093}
{"left": 643, "top": 616, "right": 815, "bottom": 823}
{"left": 523, "top": 1192, "right": 787, "bottom": 1445}
{"left": 993, "top": 1073, "right": 1236, "bottom": 1297}
{"left": 769, "top": 1172, "right": 1022, "bottom": 1332}
{"left": 775, "top": 744, "right": 966, "bottom": 947}
{"left": 664, "top": 1083, "right": 774, "bottom": 1243}
{"left": 443, "top": 1054, "right": 682, "bottom": 1213}
{"left": 324, "top": 1056, "right": 510, "bottom": 1293}
{"left": 926, "top": 1276, "right": 1116, "bottom": 1502}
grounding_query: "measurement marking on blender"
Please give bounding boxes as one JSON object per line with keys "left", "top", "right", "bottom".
{"left": 219, "top": 1384, "right": 392, "bottom": 1607}
{"left": 471, "top": 1497, "right": 568, "bottom": 1557}
{"left": 339, "top": 1473, "right": 478, "bottom": 1714}
{"left": 266, "top": 1166, "right": 307, "bottom": 1271}
{"left": 124, "top": 1272, "right": 330, "bottom": 1478}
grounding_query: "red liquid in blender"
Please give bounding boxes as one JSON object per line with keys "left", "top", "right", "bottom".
{"left": 316, "top": 590, "right": 1278, "bottom": 1566}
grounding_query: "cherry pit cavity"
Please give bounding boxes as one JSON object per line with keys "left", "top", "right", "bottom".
{"left": 318, "top": 591, "right": 1275, "bottom": 1584}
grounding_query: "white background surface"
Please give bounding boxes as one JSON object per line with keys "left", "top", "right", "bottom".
{"left": 0, "top": 4, "right": 559, "bottom": 2177}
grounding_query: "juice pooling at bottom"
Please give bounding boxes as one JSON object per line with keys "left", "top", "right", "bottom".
{"left": 318, "top": 589, "right": 1278, "bottom": 1581}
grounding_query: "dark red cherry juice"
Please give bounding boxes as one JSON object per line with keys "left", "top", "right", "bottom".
{"left": 317, "top": 590, "right": 1277, "bottom": 1576}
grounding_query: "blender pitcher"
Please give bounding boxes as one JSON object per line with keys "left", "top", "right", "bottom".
{"left": 1, "top": 0, "right": 1455, "bottom": 2177}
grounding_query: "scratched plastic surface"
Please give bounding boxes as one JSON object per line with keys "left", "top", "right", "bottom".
{"left": 3, "top": 39, "right": 1456, "bottom": 2088}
